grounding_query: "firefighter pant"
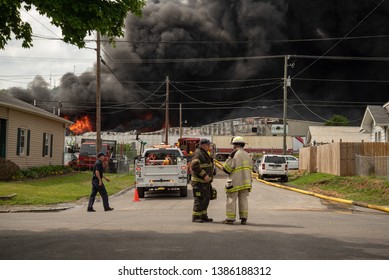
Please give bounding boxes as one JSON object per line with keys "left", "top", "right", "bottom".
{"left": 191, "top": 182, "right": 211, "bottom": 219}
{"left": 88, "top": 180, "right": 110, "bottom": 210}
{"left": 225, "top": 189, "right": 249, "bottom": 221}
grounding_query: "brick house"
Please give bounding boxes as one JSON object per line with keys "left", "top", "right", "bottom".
{"left": 0, "top": 93, "right": 72, "bottom": 169}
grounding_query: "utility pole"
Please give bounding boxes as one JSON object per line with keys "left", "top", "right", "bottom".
{"left": 179, "top": 103, "right": 183, "bottom": 139}
{"left": 165, "top": 76, "right": 169, "bottom": 144}
{"left": 96, "top": 33, "right": 102, "bottom": 154}
{"left": 282, "top": 55, "right": 289, "bottom": 155}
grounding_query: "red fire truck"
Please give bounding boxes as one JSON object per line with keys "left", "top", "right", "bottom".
{"left": 78, "top": 139, "right": 118, "bottom": 172}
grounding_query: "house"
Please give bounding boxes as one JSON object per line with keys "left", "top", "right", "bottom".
{"left": 0, "top": 93, "right": 73, "bottom": 169}
{"left": 360, "top": 102, "right": 389, "bottom": 142}
{"left": 306, "top": 126, "right": 371, "bottom": 146}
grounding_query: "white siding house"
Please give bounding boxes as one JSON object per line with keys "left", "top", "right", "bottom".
{"left": 360, "top": 102, "right": 389, "bottom": 143}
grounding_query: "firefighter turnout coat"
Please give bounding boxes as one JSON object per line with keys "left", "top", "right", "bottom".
{"left": 223, "top": 148, "right": 252, "bottom": 193}
{"left": 190, "top": 147, "right": 214, "bottom": 184}
{"left": 223, "top": 147, "right": 252, "bottom": 221}
{"left": 190, "top": 147, "right": 214, "bottom": 220}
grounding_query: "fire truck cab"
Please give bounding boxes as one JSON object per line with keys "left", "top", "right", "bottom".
{"left": 78, "top": 139, "right": 118, "bottom": 172}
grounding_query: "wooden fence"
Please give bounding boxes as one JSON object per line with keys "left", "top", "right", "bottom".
{"left": 299, "top": 142, "right": 389, "bottom": 176}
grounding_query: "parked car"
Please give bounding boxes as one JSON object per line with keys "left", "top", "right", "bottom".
{"left": 284, "top": 155, "right": 299, "bottom": 170}
{"left": 252, "top": 158, "right": 261, "bottom": 173}
{"left": 258, "top": 154, "right": 288, "bottom": 182}
{"left": 64, "top": 153, "right": 79, "bottom": 170}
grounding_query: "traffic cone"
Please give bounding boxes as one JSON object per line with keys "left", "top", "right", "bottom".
{"left": 133, "top": 188, "right": 140, "bottom": 202}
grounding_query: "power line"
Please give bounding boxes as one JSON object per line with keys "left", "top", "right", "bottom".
{"left": 289, "top": 86, "right": 328, "bottom": 122}
{"left": 292, "top": 0, "right": 386, "bottom": 79}
{"left": 170, "top": 82, "right": 283, "bottom": 106}
{"left": 171, "top": 79, "right": 282, "bottom": 92}
{"left": 293, "top": 77, "right": 389, "bottom": 83}
{"left": 99, "top": 50, "right": 167, "bottom": 110}
{"left": 21, "top": 8, "right": 60, "bottom": 38}
{"left": 82, "top": 34, "right": 389, "bottom": 44}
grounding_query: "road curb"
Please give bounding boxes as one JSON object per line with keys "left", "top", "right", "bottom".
{"left": 253, "top": 174, "right": 389, "bottom": 214}
{"left": 0, "top": 206, "right": 74, "bottom": 213}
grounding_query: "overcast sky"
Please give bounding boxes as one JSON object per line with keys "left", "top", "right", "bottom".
{"left": 0, "top": 8, "right": 96, "bottom": 90}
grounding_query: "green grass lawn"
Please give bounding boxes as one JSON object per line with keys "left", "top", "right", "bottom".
{"left": 0, "top": 172, "right": 134, "bottom": 206}
{"left": 289, "top": 172, "right": 389, "bottom": 206}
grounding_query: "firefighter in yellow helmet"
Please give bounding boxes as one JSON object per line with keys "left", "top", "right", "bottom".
{"left": 190, "top": 138, "right": 214, "bottom": 223}
{"left": 222, "top": 136, "right": 252, "bottom": 225}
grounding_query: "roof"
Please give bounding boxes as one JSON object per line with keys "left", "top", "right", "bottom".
{"left": 0, "top": 93, "right": 72, "bottom": 125}
{"left": 307, "top": 126, "right": 371, "bottom": 144}
{"left": 360, "top": 104, "right": 389, "bottom": 133}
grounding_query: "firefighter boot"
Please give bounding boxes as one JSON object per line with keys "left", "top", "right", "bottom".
{"left": 202, "top": 215, "right": 213, "bottom": 222}
{"left": 241, "top": 218, "right": 247, "bottom": 225}
{"left": 222, "top": 219, "right": 235, "bottom": 225}
{"left": 192, "top": 215, "right": 204, "bottom": 223}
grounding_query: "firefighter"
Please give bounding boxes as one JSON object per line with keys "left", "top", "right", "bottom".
{"left": 190, "top": 138, "right": 214, "bottom": 223}
{"left": 222, "top": 136, "right": 252, "bottom": 225}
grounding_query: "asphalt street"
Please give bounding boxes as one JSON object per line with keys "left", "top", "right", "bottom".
{"left": 0, "top": 172, "right": 388, "bottom": 260}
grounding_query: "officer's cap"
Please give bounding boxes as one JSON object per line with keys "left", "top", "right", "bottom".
{"left": 200, "top": 138, "right": 211, "bottom": 145}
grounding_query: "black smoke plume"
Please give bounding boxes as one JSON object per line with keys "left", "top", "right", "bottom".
{"left": 9, "top": 0, "right": 389, "bottom": 131}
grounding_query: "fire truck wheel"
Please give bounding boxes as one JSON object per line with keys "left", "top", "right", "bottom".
{"left": 137, "top": 188, "right": 145, "bottom": 198}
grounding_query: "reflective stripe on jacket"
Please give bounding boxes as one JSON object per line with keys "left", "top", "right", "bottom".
{"left": 223, "top": 148, "right": 252, "bottom": 193}
{"left": 191, "top": 147, "right": 214, "bottom": 183}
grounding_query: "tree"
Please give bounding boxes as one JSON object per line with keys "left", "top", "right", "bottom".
{"left": 325, "top": 115, "right": 350, "bottom": 126}
{"left": 0, "top": 0, "right": 146, "bottom": 49}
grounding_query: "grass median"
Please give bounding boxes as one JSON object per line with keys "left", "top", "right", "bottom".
{"left": 0, "top": 172, "right": 134, "bottom": 206}
{"left": 288, "top": 172, "right": 389, "bottom": 206}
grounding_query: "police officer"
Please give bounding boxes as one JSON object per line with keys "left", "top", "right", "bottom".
{"left": 87, "top": 152, "right": 114, "bottom": 212}
{"left": 222, "top": 136, "right": 252, "bottom": 225}
{"left": 190, "top": 138, "right": 214, "bottom": 223}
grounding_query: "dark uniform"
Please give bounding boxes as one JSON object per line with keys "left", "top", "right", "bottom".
{"left": 190, "top": 139, "right": 214, "bottom": 222}
{"left": 87, "top": 154, "right": 112, "bottom": 212}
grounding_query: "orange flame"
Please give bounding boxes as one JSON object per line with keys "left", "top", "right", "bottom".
{"left": 69, "top": 115, "right": 94, "bottom": 135}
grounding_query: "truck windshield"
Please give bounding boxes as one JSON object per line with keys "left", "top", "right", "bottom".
{"left": 80, "top": 143, "right": 107, "bottom": 156}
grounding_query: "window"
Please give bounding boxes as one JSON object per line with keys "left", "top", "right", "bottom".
{"left": 17, "top": 128, "right": 30, "bottom": 156}
{"left": 375, "top": 131, "right": 381, "bottom": 142}
{"left": 42, "top": 133, "right": 53, "bottom": 157}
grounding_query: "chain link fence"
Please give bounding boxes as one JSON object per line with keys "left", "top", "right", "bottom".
{"left": 355, "top": 154, "right": 389, "bottom": 178}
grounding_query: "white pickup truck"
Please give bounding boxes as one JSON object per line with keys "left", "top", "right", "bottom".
{"left": 134, "top": 147, "right": 188, "bottom": 198}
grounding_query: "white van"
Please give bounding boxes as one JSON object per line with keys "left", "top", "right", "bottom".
{"left": 258, "top": 154, "right": 288, "bottom": 182}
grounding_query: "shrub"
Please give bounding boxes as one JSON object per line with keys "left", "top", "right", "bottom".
{"left": 20, "top": 165, "right": 73, "bottom": 179}
{"left": 0, "top": 158, "right": 21, "bottom": 181}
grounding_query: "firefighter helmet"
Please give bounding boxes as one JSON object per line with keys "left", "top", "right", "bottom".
{"left": 231, "top": 136, "right": 246, "bottom": 144}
